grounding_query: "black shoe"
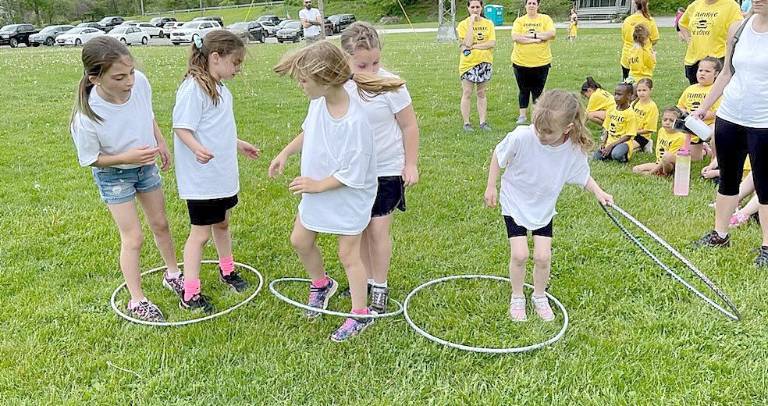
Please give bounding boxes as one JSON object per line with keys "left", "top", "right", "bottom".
{"left": 370, "top": 286, "right": 389, "bottom": 314}
{"left": 755, "top": 246, "right": 768, "bottom": 268}
{"left": 219, "top": 267, "right": 249, "bottom": 292}
{"left": 338, "top": 283, "right": 372, "bottom": 298}
{"left": 694, "top": 230, "right": 731, "bottom": 248}
{"left": 180, "top": 292, "right": 215, "bottom": 314}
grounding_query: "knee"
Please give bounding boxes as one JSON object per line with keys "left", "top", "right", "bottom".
{"left": 148, "top": 217, "right": 170, "bottom": 235}
{"left": 611, "top": 145, "right": 628, "bottom": 161}
{"left": 510, "top": 250, "right": 529, "bottom": 266}
{"left": 212, "top": 219, "right": 229, "bottom": 232}
{"left": 337, "top": 244, "right": 361, "bottom": 269}
{"left": 290, "top": 232, "right": 313, "bottom": 254}
{"left": 476, "top": 88, "right": 487, "bottom": 99}
{"left": 533, "top": 251, "right": 551, "bottom": 267}
{"left": 122, "top": 230, "right": 143, "bottom": 251}
{"left": 462, "top": 88, "right": 473, "bottom": 98}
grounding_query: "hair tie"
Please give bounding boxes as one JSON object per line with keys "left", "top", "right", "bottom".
{"left": 349, "top": 73, "right": 354, "bottom": 81}
{"left": 193, "top": 36, "right": 203, "bottom": 50}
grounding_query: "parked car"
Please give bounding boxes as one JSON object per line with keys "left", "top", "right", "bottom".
{"left": 149, "top": 16, "right": 176, "bottom": 27}
{"left": 0, "top": 23, "right": 38, "bottom": 48}
{"left": 327, "top": 14, "right": 356, "bottom": 34}
{"left": 227, "top": 21, "right": 266, "bottom": 43}
{"left": 260, "top": 20, "right": 279, "bottom": 37}
{"left": 276, "top": 21, "right": 303, "bottom": 43}
{"left": 136, "top": 22, "right": 164, "bottom": 38}
{"left": 98, "top": 16, "right": 124, "bottom": 33}
{"left": 163, "top": 21, "right": 185, "bottom": 38}
{"left": 76, "top": 22, "right": 103, "bottom": 30}
{"left": 257, "top": 15, "right": 281, "bottom": 25}
{"left": 192, "top": 16, "right": 224, "bottom": 27}
{"left": 30, "top": 25, "right": 74, "bottom": 46}
{"left": 170, "top": 20, "right": 221, "bottom": 45}
{"left": 107, "top": 26, "right": 149, "bottom": 45}
{"left": 56, "top": 27, "right": 105, "bottom": 46}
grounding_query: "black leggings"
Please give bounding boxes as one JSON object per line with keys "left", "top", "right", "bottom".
{"left": 622, "top": 65, "right": 629, "bottom": 81}
{"left": 513, "top": 63, "right": 550, "bottom": 109}
{"left": 715, "top": 117, "right": 768, "bottom": 204}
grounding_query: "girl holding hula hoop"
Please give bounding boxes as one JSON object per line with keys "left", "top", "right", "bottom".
{"left": 620, "top": 0, "right": 659, "bottom": 81}
{"left": 458, "top": 0, "right": 496, "bottom": 132}
{"left": 511, "top": 0, "right": 556, "bottom": 125}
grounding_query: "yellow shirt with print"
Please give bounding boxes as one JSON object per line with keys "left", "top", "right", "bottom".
{"left": 633, "top": 99, "right": 659, "bottom": 134}
{"left": 655, "top": 128, "right": 686, "bottom": 163}
{"left": 603, "top": 107, "right": 639, "bottom": 147}
{"left": 511, "top": 14, "right": 555, "bottom": 67}
{"left": 587, "top": 89, "right": 616, "bottom": 113}
{"left": 679, "top": 0, "right": 742, "bottom": 65}
{"left": 677, "top": 83, "right": 721, "bottom": 125}
{"left": 621, "top": 14, "right": 660, "bottom": 67}
{"left": 457, "top": 17, "right": 496, "bottom": 75}
{"left": 628, "top": 45, "right": 656, "bottom": 80}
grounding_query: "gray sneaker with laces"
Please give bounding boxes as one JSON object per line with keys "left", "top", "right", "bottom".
{"left": 370, "top": 285, "right": 389, "bottom": 314}
{"left": 755, "top": 246, "right": 768, "bottom": 268}
{"left": 127, "top": 299, "right": 165, "bottom": 322}
{"left": 162, "top": 273, "right": 184, "bottom": 299}
{"left": 305, "top": 277, "right": 338, "bottom": 319}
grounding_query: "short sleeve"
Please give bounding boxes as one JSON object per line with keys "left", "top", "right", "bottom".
{"left": 494, "top": 130, "right": 520, "bottom": 168}
{"left": 586, "top": 93, "right": 600, "bottom": 112}
{"left": 679, "top": 4, "right": 693, "bottom": 30}
{"left": 649, "top": 19, "right": 660, "bottom": 43}
{"left": 486, "top": 20, "right": 496, "bottom": 41}
{"left": 727, "top": 3, "right": 744, "bottom": 27}
{"left": 512, "top": 17, "right": 525, "bottom": 35}
{"left": 624, "top": 111, "right": 638, "bottom": 136}
{"left": 602, "top": 109, "right": 612, "bottom": 130}
{"left": 545, "top": 16, "right": 555, "bottom": 32}
{"left": 135, "top": 71, "right": 155, "bottom": 119}
{"left": 172, "top": 80, "right": 204, "bottom": 131}
{"left": 457, "top": 20, "right": 468, "bottom": 40}
{"left": 299, "top": 9, "right": 307, "bottom": 21}
{"left": 567, "top": 155, "right": 590, "bottom": 186}
{"left": 71, "top": 115, "right": 101, "bottom": 167}
{"left": 647, "top": 104, "right": 659, "bottom": 133}
{"left": 677, "top": 90, "right": 687, "bottom": 109}
{"left": 387, "top": 84, "right": 412, "bottom": 114}
{"left": 333, "top": 121, "right": 374, "bottom": 189}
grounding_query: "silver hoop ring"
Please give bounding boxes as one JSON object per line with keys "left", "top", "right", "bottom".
{"left": 404, "top": 275, "right": 569, "bottom": 354}
{"left": 269, "top": 277, "right": 404, "bottom": 318}
{"left": 110, "top": 260, "right": 264, "bottom": 327}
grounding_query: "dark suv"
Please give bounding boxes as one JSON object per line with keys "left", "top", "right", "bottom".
{"left": 0, "top": 24, "right": 38, "bottom": 48}
{"left": 97, "top": 16, "right": 124, "bottom": 32}
{"left": 150, "top": 16, "right": 176, "bottom": 27}
{"left": 29, "top": 25, "right": 74, "bottom": 46}
{"left": 327, "top": 14, "right": 356, "bottom": 34}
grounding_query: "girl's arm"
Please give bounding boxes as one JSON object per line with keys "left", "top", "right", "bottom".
{"left": 637, "top": 129, "right": 654, "bottom": 136}
{"left": 93, "top": 146, "right": 160, "bottom": 168}
{"left": 472, "top": 40, "right": 496, "bottom": 50}
{"left": 395, "top": 105, "right": 420, "bottom": 186}
{"left": 585, "top": 176, "right": 613, "bottom": 205}
{"left": 484, "top": 150, "right": 501, "bottom": 207}
{"left": 152, "top": 119, "right": 171, "bottom": 170}
{"left": 268, "top": 132, "right": 304, "bottom": 178}
{"left": 288, "top": 176, "right": 342, "bottom": 194}
{"left": 175, "top": 128, "right": 214, "bottom": 164}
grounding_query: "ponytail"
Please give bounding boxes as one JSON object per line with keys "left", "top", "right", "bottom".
{"left": 581, "top": 76, "right": 602, "bottom": 93}
{"left": 350, "top": 72, "right": 405, "bottom": 101}
{"left": 185, "top": 30, "right": 245, "bottom": 106}
{"left": 74, "top": 75, "right": 101, "bottom": 124}
{"left": 635, "top": 0, "right": 650, "bottom": 19}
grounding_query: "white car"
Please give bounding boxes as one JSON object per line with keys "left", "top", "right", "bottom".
{"left": 170, "top": 21, "right": 221, "bottom": 45}
{"left": 56, "top": 27, "right": 105, "bottom": 46}
{"left": 107, "top": 26, "right": 149, "bottom": 45}
{"left": 119, "top": 22, "right": 163, "bottom": 38}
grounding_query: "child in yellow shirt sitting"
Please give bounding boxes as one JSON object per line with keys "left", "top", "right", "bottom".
{"left": 581, "top": 77, "right": 616, "bottom": 125}
{"left": 632, "top": 78, "right": 658, "bottom": 153}
{"left": 593, "top": 82, "right": 637, "bottom": 163}
{"left": 633, "top": 107, "right": 686, "bottom": 176}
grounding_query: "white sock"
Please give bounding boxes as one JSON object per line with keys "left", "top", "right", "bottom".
{"left": 165, "top": 270, "right": 182, "bottom": 279}
{"left": 128, "top": 298, "right": 147, "bottom": 308}
{"left": 716, "top": 230, "right": 728, "bottom": 239}
{"left": 371, "top": 280, "right": 387, "bottom": 288}
{"left": 367, "top": 278, "right": 375, "bottom": 286}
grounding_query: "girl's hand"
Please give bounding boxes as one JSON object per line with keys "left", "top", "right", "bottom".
{"left": 469, "top": 14, "right": 477, "bottom": 24}
{"left": 691, "top": 109, "right": 707, "bottom": 121}
{"left": 157, "top": 142, "right": 172, "bottom": 171}
{"left": 192, "top": 144, "right": 214, "bottom": 164}
{"left": 289, "top": 176, "right": 322, "bottom": 194}
{"left": 237, "top": 140, "right": 261, "bottom": 160}
{"left": 124, "top": 145, "right": 159, "bottom": 165}
{"left": 484, "top": 186, "right": 498, "bottom": 208}
{"left": 402, "top": 165, "right": 419, "bottom": 187}
{"left": 268, "top": 153, "right": 288, "bottom": 178}
{"left": 600, "top": 146, "right": 611, "bottom": 158}
{"left": 594, "top": 189, "right": 614, "bottom": 205}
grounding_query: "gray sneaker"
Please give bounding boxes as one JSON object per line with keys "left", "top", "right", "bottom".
{"left": 479, "top": 122, "right": 492, "bottom": 131}
{"left": 694, "top": 230, "right": 730, "bottom": 248}
{"left": 516, "top": 115, "right": 527, "bottom": 125}
{"left": 370, "top": 286, "right": 389, "bottom": 314}
{"left": 755, "top": 246, "right": 768, "bottom": 268}
{"left": 463, "top": 123, "right": 474, "bottom": 132}
{"left": 305, "top": 277, "right": 338, "bottom": 319}
{"left": 162, "top": 273, "right": 184, "bottom": 299}
{"left": 127, "top": 299, "right": 165, "bottom": 322}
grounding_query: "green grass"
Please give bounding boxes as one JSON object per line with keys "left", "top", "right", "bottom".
{"left": 1, "top": 28, "right": 767, "bottom": 403}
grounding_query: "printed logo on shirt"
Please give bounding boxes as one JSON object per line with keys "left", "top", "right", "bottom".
{"left": 692, "top": 11, "right": 718, "bottom": 36}
{"left": 628, "top": 55, "right": 640, "bottom": 65}
{"left": 522, "top": 22, "right": 544, "bottom": 32}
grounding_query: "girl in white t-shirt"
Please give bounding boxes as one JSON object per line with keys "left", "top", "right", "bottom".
{"left": 270, "top": 41, "right": 405, "bottom": 342}
{"left": 339, "top": 22, "right": 421, "bottom": 314}
{"left": 70, "top": 37, "right": 180, "bottom": 322}
{"left": 484, "top": 90, "right": 613, "bottom": 322}
{"left": 172, "top": 31, "right": 261, "bottom": 313}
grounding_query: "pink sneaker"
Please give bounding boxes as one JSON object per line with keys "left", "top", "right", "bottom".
{"left": 531, "top": 294, "right": 555, "bottom": 322}
{"left": 729, "top": 212, "right": 750, "bottom": 228}
{"left": 508, "top": 295, "right": 527, "bottom": 322}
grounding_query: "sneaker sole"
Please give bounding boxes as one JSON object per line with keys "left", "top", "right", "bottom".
{"left": 218, "top": 274, "right": 248, "bottom": 293}
{"left": 178, "top": 301, "right": 214, "bottom": 314}
{"left": 329, "top": 319, "right": 374, "bottom": 343}
{"left": 306, "top": 280, "right": 338, "bottom": 320}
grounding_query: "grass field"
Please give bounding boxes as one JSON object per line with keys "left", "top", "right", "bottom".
{"left": 1, "top": 28, "right": 767, "bottom": 404}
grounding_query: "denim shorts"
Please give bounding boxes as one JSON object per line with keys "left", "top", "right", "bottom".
{"left": 92, "top": 164, "right": 162, "bottom": 205}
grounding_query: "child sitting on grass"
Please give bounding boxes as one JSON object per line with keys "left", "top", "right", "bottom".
{"left": 593, "top": 81, "right": 637, "bottom": 163}
{"left": 632, "top": 107, "right": 686, "bottom": 176}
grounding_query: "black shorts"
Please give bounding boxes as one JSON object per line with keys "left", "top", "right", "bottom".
{"left": 371, "top": 176, "right": 406, "bottom": 217}
{"left": 635, "top": 135, "right": 650, "bottom": 149}
{"left": 186, "top": 195, "right": 238, "bottom": 226}
{"left": 504, "top": 216, "right": 553, "bottom": 238}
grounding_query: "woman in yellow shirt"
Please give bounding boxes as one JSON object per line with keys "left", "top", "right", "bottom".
{"left": 511, "top": 0, "right": 556, "bottom": 125}
{"left": 581, "top": 77, "right": 616, "bottom": 125}
{"left": 620, "top": 0, "right": 659, "bottom": 80}
{"left": 678, "top": 0, "right": 742, "bottom": 84}
{"left": 458, "top": 0, "right": 497, "bottom": 132}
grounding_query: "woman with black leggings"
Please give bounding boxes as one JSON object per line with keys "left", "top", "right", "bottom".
{"left": 694, "top": 8, "right": 768, "bottom": 267}
{"left": 510, "top": 0, "right": 555, "bottom": 125}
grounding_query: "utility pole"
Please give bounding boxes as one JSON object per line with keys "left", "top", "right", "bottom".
{"left": 318, "top": 0, "right": 325, "bottom": 39}
{"left": 140, "top": 0, "right": 144, "bottom": 16}
{"left": 437, "top": 0, "right": 457, "bottom": 42}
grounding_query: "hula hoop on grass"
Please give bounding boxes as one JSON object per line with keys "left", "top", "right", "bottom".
{"left": 269, "top": 277, "right": 404, "bottom": 318}
{"left": 602, "top": 203, "right": 741, "bottom": 321}
{"left": 404, "top": 275, "right": 569, "bottom": 354}
{"left": 111, "top": 260, "right": 264, "bottom": 327}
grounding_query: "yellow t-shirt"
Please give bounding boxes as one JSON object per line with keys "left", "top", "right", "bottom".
{"left": 633, "top": 99, "right": 659, "bottom": 134}
{"left": 620, "top": 14, "right": 660, "bottom": 67}
{"left": 586, "top": 89, "right": 616, "bottom": 113}
{"left": 679, "top": 0, "right": 742, "bottom": 65}
{"left": 569, "top": 21, "right": 578, "bottom": 37}
{"left": 677, "top": 83, "right": 722, "bottom": 125}
{"left": 457, "top": 17, "right": 496, "bottom": 75}
{"left": 655, "top": 128, "right": 687, "bottom": 163}
{"left": 511, "top": 14, "right": 555, "bottom": 67}
{"left": 603, "top": 107, "right": 639, "bottom": 145}
{"left": 627, "top": 44, "right": 656, "bottom": 80}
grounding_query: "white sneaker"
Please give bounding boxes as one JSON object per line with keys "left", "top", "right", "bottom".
{"left": 643, "top": 139, "right": 654, "bottom": 153}
{"left": 508, "top": 295, "right": 527, "bottom": 322}
{"left": 516, "top": 115, "right": 527, "bottom": 125}
{"left": 531, "top": 294, "right": 555, "bottom": 322}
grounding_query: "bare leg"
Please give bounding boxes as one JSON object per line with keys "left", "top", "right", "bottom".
{"left": 107, "top": 201, "right": 145, "bottom": 301}
{"left": 136, "top": 188, "right": 178, "bottom": 272}
{"left": 715, "top": 193, "right": 740, "bottom": 235}
{"left": 183, "top": 225, "right": 211, "bottom": 281}
{"left": 211, "top": 210, "right": 233, "bottom": 260}
{"left": 338, "top": 234, "right": 367, "bottom": 310}
{"left": 508, "top": 236, "right": 529, "bottom": 297}
{"left": 532, "top": 236, "right": 552, "bottom": 296}
{"left": 290, "top": 216, "right": 323, "bottom": 280}
{"left": 476, "top": 81, "right": 488, "bottom": 124}
{"left": 460, "top": 80, "right": 473, "bottom": 125}
{"left": 363, "top": 215, "right": 395, "bottom": 284}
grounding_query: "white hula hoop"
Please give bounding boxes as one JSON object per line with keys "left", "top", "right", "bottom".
{"left": 269, "top": 277, "right": 404, "bottom": 318}
{"left": 110, "top": 260, "right": 264, "bottom": 327}
{"left": 404, "top": 275, "right": 569, "bottom": 354}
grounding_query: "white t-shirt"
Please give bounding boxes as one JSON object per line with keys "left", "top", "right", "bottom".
{"left": 172, "top": 76, "right": 239, "bottom": 200}
{"left": 71, "top": 70, "right": 156, "bottom": 169}
{"left": 298, "top": 94, "right": 377, "bottom": 235}
{"left": 718, "top": 16, "right": 768, "bottom": 128}
{"left": 344, "top": 69, "right": 411, "bottom": 177}
{"left": 495, "top": 125, "right": 590, "bottom": 230}
{"left": 299, "top": 7, "right": 322, "bottom": 37}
